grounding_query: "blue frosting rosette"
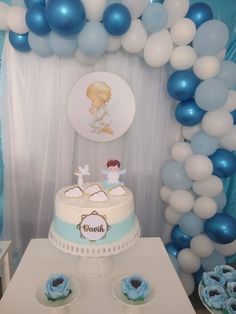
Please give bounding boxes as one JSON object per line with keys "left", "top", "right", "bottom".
{"left": 45, "top": 274, "right": 72, "bottom": 301}
{"left": 215, "top": 265, "right": 236, "bottom": 283}
{"left": 201, "top": 285, "right": 228, "bottom": 310}
{"left": 203, "top": 271, "right": 226, "bottom": 287}
{"left": 121, "top": 275, "right": 150, "bottom": 301}
{"left": 226, "top": 282, "right": 236, "bottom": 298}
{"left": 223, "top": 298, "right": 236, "bottom": 314}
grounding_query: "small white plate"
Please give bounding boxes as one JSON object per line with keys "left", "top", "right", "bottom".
{"left": 198, "top": 281, "right": 224, "bottom": 314}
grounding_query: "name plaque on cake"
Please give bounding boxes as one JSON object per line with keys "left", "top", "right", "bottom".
{"left": 77, "top": 211, "right": 110, "bottom": 241}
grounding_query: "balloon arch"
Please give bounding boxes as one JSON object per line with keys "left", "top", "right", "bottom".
{"left": 1, "top": 0, "right": 236, "bottom": 295}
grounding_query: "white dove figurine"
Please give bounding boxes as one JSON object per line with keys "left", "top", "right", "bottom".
{"left": 74, "top": 164, "right": 90, "bottom": 189}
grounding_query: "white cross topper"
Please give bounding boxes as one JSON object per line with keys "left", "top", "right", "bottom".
{"left": 74, "top": 164, "right": 90, "bottom": 189}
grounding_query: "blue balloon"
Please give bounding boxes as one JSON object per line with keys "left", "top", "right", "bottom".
{"left": 191, "top": 131, "right": 218, "bottom": 156}
{"left": 167, "top": 70, "right": 200, "bottom": 101}
{"left": 28, "top": 32, "right": 52, "bottom": 57}
{"left": 194, "top": 78, "right": 229, "bottom": 111}
{"left": 26, "top": 5, "right": 51, "bottom": 35}
{"left": 175, "top": 99, "right": 205, "bottom": 126}
{"left": 204, "top": 213, "right": 236, "bottom": 244}
{"left": 149, "top": 0, "right": 164, "bottom": 3}
{"left": 9, "top": 31, "right": 31, "bottom": 52}
{"left": 193, "top": 267, "right": 204, "bottom": 285}
{"left": 168, "top": 254, "right": 180, "bottom": 273}
{"left": 213, "top": 191, "right": 227, "bottom": 212}
{"left": 46, "top": 0, "right": 86, "bottom": 37}
{"left": 142, "top": 3, "right": 168, "bottom": 33}
{"left": 217, "top": 61, "right": 236, "bottom": 89}
{"left": 25, "top": 0, "right": 46, "bottom": 7}
{"left": 179, "top": 213, "right": 204, "bottom": 237}
{"left": 171, "top": 225, "right": 193, "bottom": 250}
{"left": 202, "top": 251, "right": 226, "bottom": 271}
{"left": 193, "top": 20, "right": 229, "bottom": 56}
{"left": 78, "top": 21, "right": 108, "bottom": 57}
{"left": 209, "top": 149, "right": 236, "bottom": 178}
{"left": 231, "top": 110, "right": 236, "bottom": 124}
{"left": 49, "top": 32, "right": 77, "bottom": 57}
{"left": 103, "top": 3, "right": 131, "bottom": 36}
{"left": 186, "top": 3, "right": 213, "bottom": 28}
{"left": 165, "top": 242, "right": 180, "bottom": 257}
{"left": 161, "top": 161, "right": 192, "bottom": 190}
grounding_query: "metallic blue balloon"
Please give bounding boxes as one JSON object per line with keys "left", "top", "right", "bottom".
{"left": 204, "top": 213, "right": 236, "bottom": 244}
{"left": 9, "top": 31, "right": 31, "bottom": 52}
{"left": 45, "top": 0, "right": 86, "bottom": 37}
{"left": 26, "top": 5, "right": 51, "bottom": 35}
{"left": 171, "top": 225, "right": 192, "bottom": 250}
{"left": 103, "top": 3, "right": 131, "bottom": 36}
{"left": 230, "top": 110, "right": 236, "bottom": 124}
{"left": 209, "top": 149, "right": 236, "bottom": 178}
{"left": 25, "top": 0, "right": 46, "bottom": 8}
{"left": 186, "top": 3, "right": 213, "bottom": 28}
{"left": 167, "top": 70, "right": 201, "bottom": 101}
{"left": 175, "top": 99, "right": 205, "bottom": 126}
{"left": 149, "top": 0, "right": 164, "bottom": 3}
{"left": 165, "top": 242, "right": 180, "bottom": 258}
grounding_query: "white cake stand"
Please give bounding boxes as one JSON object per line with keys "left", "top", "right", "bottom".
{"left": 49, "top": 218, "right": 140, "bottom": 278}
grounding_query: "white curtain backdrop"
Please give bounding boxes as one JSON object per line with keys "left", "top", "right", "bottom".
{"left": 0, "top": 39, "right": 180, "bottom": 256}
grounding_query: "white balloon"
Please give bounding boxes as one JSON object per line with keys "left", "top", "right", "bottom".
{"left": 165, "top": 206, "right": 182, "bottom": 225}
{"left": 107, "top": 35, "right": 121, "bottom": 52}
{"left": 0, "top": 2, "right": 10, "bottom": 30}
{"left": 202, "top": 109, "right": 234, "bottom": 138}
{"left": 160, "top": 185, "right": 173, "bottom": 203}
{"left": 190, "top": 235, "right": 214, "bottom": 257}
{"left": 144, "top": 30, "right": 173, "bottom": 67}
{"left": 178, "top": 272, "right": 195, "bottom": 296}
{"left": 170, "top": 46, "right": 197, "bottom": 70}
{"left": 75, "top": 49, "right": 101, "bottom": 66}
{"left": 169, "top": 190, "right": 194, "bottom": 213}
{"left": 7, "top": 6, "right": 28, "bottom": 34}
{"left": 193, "top": 56, "right": 221, "bottom": 80}
{"left": 185, "top": 155, "right": 213, "bottom": 181}
{"left": 121, "top": 0, "right": 149, "bottom": 19}
{"left": 171, "top": 141, "right": 193, "bottom": 162}
{"left": 222, "top": 90, "right": 236, "bottom": 112}
{"left": 193, "top": 197, "right": 217, "bottom": 219}
{"left": 163, "top": 0, "right": 190, "bottom": 28}
{"left": 219, "top": 126, "right": 236, "bottom": 151}
{"left": 81, "top": 0, "right": 106, "bottom": 21}
{"left": 170, "top": 18, "right": 196, "bottom": 46}
{"left": 213, "top": 239, "right": 236, "bottom": 256}
{"left": 177, "top": 249, "right": 201, "bottom": 274}
{"left": 193, "top": 175, "right": 223, "bottom": 198}
{"left": 122, "top": 19, "right": 147, "bottom": 53}
{"left": 182, "top": 124, "right": 201, "bottom": 140}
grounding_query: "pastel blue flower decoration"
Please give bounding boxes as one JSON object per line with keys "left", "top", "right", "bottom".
{"left": 201, "top": 285, "right": 227, "bottom": 310}
{"left": 223, "top": 298, "right": 236, "bottom": 314}
{"left": 214, "top": 265, "right": 236, "bottom": 282}
{"left": 226, "top": 282, "right": 236, "bottom": 298}
{"left": 45, "top": 274, "right": 72, "bottom": 301}
{"left": 203, "top": 271, "right": 226, "bottom": 287}
{"left": 122, "top": 275, "right": 150, "bottom": 301}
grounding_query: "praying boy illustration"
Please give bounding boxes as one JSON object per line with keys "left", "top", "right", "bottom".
{"left": 86, "top": 81, "right": 113, "bottom": 135}
{"left": 101, "top": 159, "right": 127, "bottom": 189}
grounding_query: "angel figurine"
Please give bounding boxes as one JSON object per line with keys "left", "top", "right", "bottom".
{"left": 101, "top": 160, "right": 126, "bottom": 189}
{"left": 74, "top": 164, "right": 90, "bottom": 189}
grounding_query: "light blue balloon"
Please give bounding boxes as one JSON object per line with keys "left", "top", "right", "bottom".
{"left": 168, "top": 254, "right": 180, "bottom": 273}
{"left": 190, "top": 131, "right": 218, "bottom": 156}
{"left": 214, "top": 191, "right": 227, "bottom": 212}
{"left": 106, "top": 0, "right": 121, "bottom": 4}
{"left": 28, "top": 32, "right": 52, "bottom": 57}
{"left": 194, "top": 78, "right": 229, "bottom": 111}
{"left": 217, "top": 61, "right": 236, "bottom": 89}
{"left": 49, "top": 32, "right": 77, "bottom": 57}
{"left": 202, "top": 251, "right": 226, "bottom": 271}
{"left": 193, "top": 20, "right": 229, "bottom": 56}
{"left": 142, "top": 3, "right": 168, "bottom": 33}
{"left": 11, "top": 0, "right": 26, "bottom": 6}
{"left": 78, "top": 21, "right": 108, "bottom": 57}
{"left": 179, "top": 212, "right": 204, "bottom": 237}
{"left": 161, "top": 161, "right": 192, "bottom": 190}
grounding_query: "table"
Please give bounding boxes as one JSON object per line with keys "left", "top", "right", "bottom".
{"left": 0, "top": 238, "right": 196, "bottom": 314}
{"left": 0, "top": 241, "right": 11, "bottom": 293}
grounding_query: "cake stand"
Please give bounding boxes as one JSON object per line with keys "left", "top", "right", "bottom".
{"left": 49, "top": 217, "right": 140, "bottom": 278}
{"left": 112, "top": 275, "right": 155, "bottom": 314}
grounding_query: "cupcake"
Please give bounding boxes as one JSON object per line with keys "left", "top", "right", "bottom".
{"left": 121, "top": 275, "right": 150, "bottom": 301}
{"left": 223, "top": 298, "right": 236, "bottom": 314}
{"left": 226, "top": 281, "right": 236, "bottom": 298}
{"left": 203, "top": 271, "right": 226, "bottom": 287}
{"left": 45, "top": 274, "right": 72, "bottom": 301}
{"left": 201, "top": 285, "right": 228, "bottom": 310}
{"left": 215, "top": 265, "right": 236, "bottom": 282}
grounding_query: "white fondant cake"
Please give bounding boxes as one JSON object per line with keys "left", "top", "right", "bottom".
{"left": 49, "top": 182, "right": 140, "bottom": 256}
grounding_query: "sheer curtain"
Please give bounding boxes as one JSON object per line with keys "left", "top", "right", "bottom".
{"left": 0, "top": 39, "right": 180, "bottom": 257}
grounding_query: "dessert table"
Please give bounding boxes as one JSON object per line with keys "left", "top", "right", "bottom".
{"left": 0, "top": 238, "right": 196, "bottom": 314}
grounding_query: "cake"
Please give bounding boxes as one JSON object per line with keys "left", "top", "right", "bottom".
{"left": 45, "top": 274, "right": 72, "bottom": 301}
{"left": 121, "top": 275, "right": 150, "bottom": 301}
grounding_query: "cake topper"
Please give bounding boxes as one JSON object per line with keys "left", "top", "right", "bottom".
{"left": 101, "top": 159, "right": 127, "bottom": 189}
{"left": 74, "top": 164, "right": 90, "bottom": 189}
